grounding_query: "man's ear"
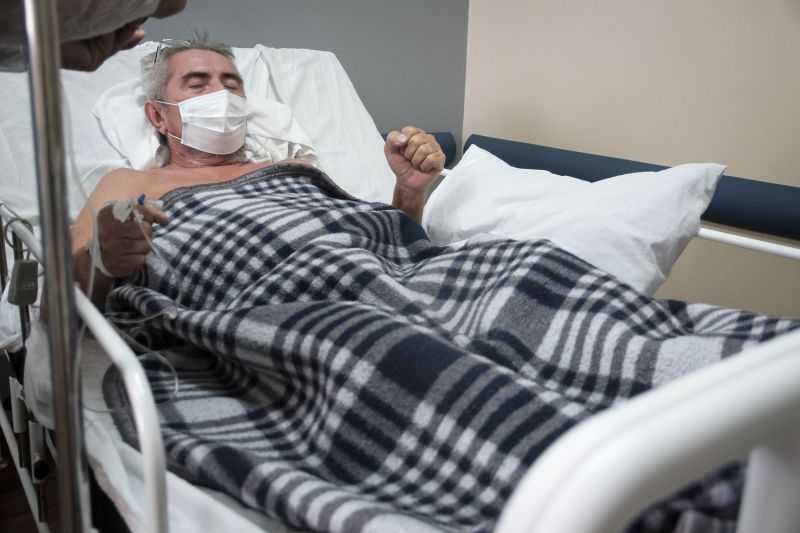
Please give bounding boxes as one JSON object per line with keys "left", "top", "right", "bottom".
{"left": 144, "top": 101, "right": 167, "bottom": 134}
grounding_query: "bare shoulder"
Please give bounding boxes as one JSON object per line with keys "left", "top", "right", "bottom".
{"left": 98, "top": 167, "right": 150, "bottom": 190}
{"left": 90, "top": 168, "right": 153, "bottom": 203}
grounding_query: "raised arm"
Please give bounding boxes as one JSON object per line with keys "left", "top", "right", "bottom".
{"left": 384, "top": 126, "right": 445, "bottom": 223}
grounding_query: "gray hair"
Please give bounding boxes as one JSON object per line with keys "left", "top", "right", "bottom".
{"left": 140, "top": 32, "right": 247, "bottom": 165}
{"left": 140, "top": 31, "right": 237, "bottom": 101}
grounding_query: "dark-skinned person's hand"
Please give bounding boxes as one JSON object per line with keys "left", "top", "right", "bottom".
{"left": 60, "top": 20, "right": 145, "bottom": 71}
{"left": 60, "top": 0, "right": 187, "bottom": 71}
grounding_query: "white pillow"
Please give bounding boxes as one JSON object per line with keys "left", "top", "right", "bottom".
{"left": 93, "top": 79, "right": 318, "bottom": 170}
{"left": 422, "top": 145, "right": 724, "bottom": 295}
{"left": 89, "top": 42, "right": 395, "bottom": 203}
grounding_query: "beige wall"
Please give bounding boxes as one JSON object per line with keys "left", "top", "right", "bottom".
{"left": 464, "top": 0, "right": 800, "bottom": 318}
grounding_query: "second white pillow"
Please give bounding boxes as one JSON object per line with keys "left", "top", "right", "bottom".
{"left": 422, "top": 145, "right": 724, "bottom": 295}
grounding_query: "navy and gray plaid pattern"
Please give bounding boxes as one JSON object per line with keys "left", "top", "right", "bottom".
{"left": 104, "top": 164, "right": 798, "bottom": 532}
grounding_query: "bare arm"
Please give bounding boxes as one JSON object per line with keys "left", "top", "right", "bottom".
{"left": 70, "top": 169, "right": 167, "bottom": 310}
{"left": 384, "top": 126, "right": 445, "bottom": 224}
{"left": 70, "top": 211, "right": 166, "bottom": 310}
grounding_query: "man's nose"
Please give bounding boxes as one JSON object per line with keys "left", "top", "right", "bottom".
{"left": 207, "top": 78, "right": 226, "bottom": 92}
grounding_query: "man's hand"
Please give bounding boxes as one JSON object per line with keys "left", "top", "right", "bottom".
{"left": 95, "top": 203, "right": 169, "bottom": 278}
{"left": 384, "top": 127, "right": 446, "bottom": 224}
{"left": 384, "top": 126, "right": 446, "bottom": 195}
{"left": 61, "top": 20, "right": 145, "bottom": 71}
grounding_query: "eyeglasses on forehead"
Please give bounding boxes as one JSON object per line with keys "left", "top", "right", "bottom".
{"left": 153, "top": 39, "right": 191, "bottom": 65}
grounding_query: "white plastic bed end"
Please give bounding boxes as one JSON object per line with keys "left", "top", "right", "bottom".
{"left": 496, "top": 328, "right": 800, "bottom": 533}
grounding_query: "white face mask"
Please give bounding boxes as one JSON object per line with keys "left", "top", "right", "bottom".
{"left": 158, "top": 90, "right": 248, "bottom": 155}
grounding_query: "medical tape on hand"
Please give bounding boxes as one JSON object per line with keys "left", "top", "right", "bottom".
{"left": 111, "top": 198, "right": 140, "bottom": 223}
{"left": 111, "top": 196, "right": 165, "bottom": 223}
{"left": 88, "top": 198, "right": 138, "bottom": 277}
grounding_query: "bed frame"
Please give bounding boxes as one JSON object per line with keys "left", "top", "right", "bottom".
{"left": 2, "top": 2, "right": 800, "bottom": 532}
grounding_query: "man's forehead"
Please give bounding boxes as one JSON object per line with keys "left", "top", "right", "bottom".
{"left": 168, "top": 49, "right": 239, "bottom": 77}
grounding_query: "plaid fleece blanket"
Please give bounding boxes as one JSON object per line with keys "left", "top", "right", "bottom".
{"left": 103, "top": 164, "right": 798, "bottom": 533}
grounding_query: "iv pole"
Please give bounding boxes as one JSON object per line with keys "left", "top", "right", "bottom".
{"left": 23, "top": 0, "right": 91, "bottom": 530}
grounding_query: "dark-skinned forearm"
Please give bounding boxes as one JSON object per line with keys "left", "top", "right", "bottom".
{"left": 38, "top": 247, "right": 113, "bottom": 322}
{"left": 73, "top": 246, "right": 116, "bottom": 310}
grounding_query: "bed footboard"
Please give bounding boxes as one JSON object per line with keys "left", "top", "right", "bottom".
{"left": 496, "top": 328, "right": 800, "bottom": 533}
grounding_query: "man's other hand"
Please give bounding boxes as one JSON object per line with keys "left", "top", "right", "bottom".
{"left": 384, "top": 126, "right": 445, "bottom": 195}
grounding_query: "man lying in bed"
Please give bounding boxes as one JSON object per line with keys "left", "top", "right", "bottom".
{"left": 70, "top": 36, "right": 445, "bottom": 310}
{"left": 73, "top": 36, "right": 798, "bottom": 533}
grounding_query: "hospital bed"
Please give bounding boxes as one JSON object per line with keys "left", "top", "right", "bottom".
{"left": 2, "top": 16, "right": 800, "bottom": 533}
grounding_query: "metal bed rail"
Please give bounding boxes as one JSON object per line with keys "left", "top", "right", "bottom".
{"left": 1, "top": 210, "right": 49, "bottom": 531}
{"left": 697, "top": 227, "right": 800, "bottom": 262}
{"left": 1, "top": 206, "right": 169, "bottom": 533}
